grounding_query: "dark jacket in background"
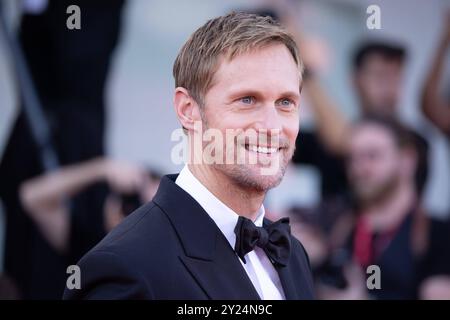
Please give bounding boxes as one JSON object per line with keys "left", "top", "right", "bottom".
{"left": 0, "top": 0, "right": 124, "bottom": 299}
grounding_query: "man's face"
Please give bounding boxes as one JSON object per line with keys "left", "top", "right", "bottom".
{"left": 354, "top": 54, "right": 404, "bottom": 117}
{"left": 347, "top": 124, "right": 401, "bottom": 205}
{"left": 200, "top": 44, "right": 301, "bottom": 192}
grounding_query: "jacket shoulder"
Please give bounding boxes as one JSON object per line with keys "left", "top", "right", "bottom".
{"left": 92, "top": 201, "right": 172, "bottom": 253}
{"left": 63, "top": 249, "right": 152, "bottom": 299}
{"left": 64, "top": 201, "right": 179, "bottom": 300}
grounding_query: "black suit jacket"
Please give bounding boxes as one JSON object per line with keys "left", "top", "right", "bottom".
{"left": 63, "top": 175, "right": 315, "bottom": 300}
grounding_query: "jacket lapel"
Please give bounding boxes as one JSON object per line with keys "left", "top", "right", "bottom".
{"left": 179, "top": 243, "right": 260, "bottom": 299}
{"left": 276, "top": 265, "right": 299, "bottom": 299}
{"left": 153, "top": 175, "right": 260, "bottom": 300}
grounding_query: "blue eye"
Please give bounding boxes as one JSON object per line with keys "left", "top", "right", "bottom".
{"left": 278, "top": 98, "right": 294, "bottom": 108}
{"left": 240, "top": 96, "right": 254, "bottom": 104}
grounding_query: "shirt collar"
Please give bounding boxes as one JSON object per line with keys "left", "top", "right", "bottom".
{"left": 175, "top": 165, "right": 265, "bottom": 249}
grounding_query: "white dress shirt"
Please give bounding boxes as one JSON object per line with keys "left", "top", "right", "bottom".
{"left": 175, "top": 165, "right": 285, "bottom": 300}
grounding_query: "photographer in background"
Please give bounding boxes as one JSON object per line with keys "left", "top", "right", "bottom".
{"left": 315, "top": 117, "right": 430, "bottom": 299}
{"left": 19, "top": 158, "right": 160, "bottom": 264}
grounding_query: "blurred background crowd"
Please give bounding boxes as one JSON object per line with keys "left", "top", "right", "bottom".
{"left": 0, "top": 0, "right": 449, "bottom": 300}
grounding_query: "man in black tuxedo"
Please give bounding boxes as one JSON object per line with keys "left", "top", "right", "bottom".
{"left": 64, "top": 11, "right": 315, "bottom": 300}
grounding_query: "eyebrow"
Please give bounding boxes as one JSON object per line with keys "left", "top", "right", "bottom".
{"left": 279, "top": 91, "right": 301, "bottom": 101}
{"left": 228, "top": 89, "right": 301, "bottom": 101}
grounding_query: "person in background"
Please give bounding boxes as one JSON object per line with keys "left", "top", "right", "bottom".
{"left": 19, "top": 158, "right": 161, "bottom": 265}
{"left": 292, "top": 40, "right": 411, "bottom": 196}
{"left": 316, "top": 117, "right": 430, "bottom": 299}
{"left": 270, "top": 4, "right": 424, "bottom": 201}
{"left": 352, "top": 42, "right": 406, "bottom": 118}
{"left": 297, "top": 39, "right": 431, "bottom": 200}
{"left": 0, "top": 0, "right": 125, "bottom": 299}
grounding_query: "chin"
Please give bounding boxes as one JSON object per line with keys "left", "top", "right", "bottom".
{"left": 217, "top": 162, "right": 286, "bottom": 193}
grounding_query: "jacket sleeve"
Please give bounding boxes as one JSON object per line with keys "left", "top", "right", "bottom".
{"left": 63, "top": 250, "right": 154, "bottom": 300}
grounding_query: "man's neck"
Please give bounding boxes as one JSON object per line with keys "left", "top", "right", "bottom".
{"left": 188, "top": 164, "right": 265, "bottom": 221}
{"left": 362, "top": 183, "right": 417, "bottom": 232}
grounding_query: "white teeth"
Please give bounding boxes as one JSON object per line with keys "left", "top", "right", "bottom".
{"left": 247, "top": 145, "right": 278, "bottom": 154}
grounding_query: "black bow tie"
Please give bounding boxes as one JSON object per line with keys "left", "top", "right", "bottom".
{"left": 234, "top": 216, "right": 291, "bottom": 267}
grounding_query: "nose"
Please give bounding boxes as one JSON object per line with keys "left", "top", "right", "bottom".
{"left": 352, "top": 156, "right": 373, "bottom": 179}
{"left": 253, "top": 104, "right": 282, "bottom": 133}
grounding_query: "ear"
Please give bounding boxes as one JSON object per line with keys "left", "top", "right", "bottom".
{"left": 173, "top": 87, "right": 202, "bottom": 133}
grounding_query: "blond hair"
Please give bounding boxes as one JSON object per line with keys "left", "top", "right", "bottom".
{"left": 173, "top": 11, "right": 303, "bottom": 106}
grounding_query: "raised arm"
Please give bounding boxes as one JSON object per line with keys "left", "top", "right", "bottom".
{"left": 19, "top": 158, "right": 145, "bottom": 253}
{"left": 421, "top": 12, "right": 450, "bottom": 134}
{"left": 280, "top": 6, "right": 350, "bottom": 155}
{"left": 302, "top": 76, "right": 351, "bottom": 155}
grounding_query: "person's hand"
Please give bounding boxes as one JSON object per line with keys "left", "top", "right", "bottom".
{"left": 103, "top": 194, "right": 125, "bottom": 232}
{"left": 102, "top": 159, "right": 146, "bottom": 194}
{"left": 271, "top": 0, "right": 331, "bottom": 75}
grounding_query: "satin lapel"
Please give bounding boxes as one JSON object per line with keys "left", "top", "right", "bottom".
{"left": 276, "top": 265, "right": 299, "bottom": 299}
{"left": 179, "top": 237, "right": 260, "bottom": 300}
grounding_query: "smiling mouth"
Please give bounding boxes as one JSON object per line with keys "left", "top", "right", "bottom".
{"left": 244, "top": 144, "right": 282, "bottom": 154}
